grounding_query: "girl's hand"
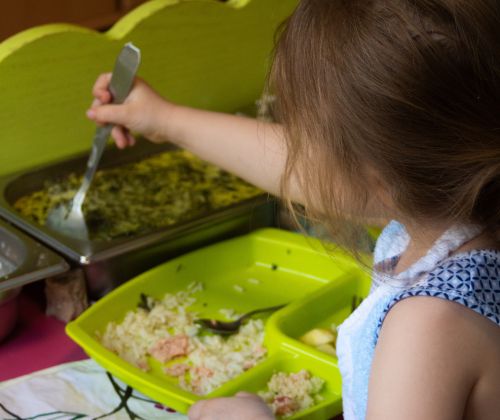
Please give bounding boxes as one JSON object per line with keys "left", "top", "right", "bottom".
{"left": 188, "top": 392, "right": 274, "bottom": 420}
{"left": 86, "top": 73, "right": 174, "bottom": 148}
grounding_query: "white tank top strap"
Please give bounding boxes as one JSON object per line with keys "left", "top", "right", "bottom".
{"left": 372, "top": 223, "right": 484, "bottom": 288}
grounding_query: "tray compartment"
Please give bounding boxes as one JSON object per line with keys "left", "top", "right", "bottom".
{"left": 210, "top": 352, "right": 342, "bottom": 419}
{"left": 266, "top": 271, "right": 371, "bottom": 362}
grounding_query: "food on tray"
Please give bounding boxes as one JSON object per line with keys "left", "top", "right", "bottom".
{"left": 299, "top": 325, "right": 337, "bottom": 357}
{"left": 99, "top": 282, "right": 267, "bottom": 395}
{"left": 300, "top": 328, "right": 335, "bottom": 347}
{"left": 13, "top": 149, "right": 262, "bottom": 241}
{"left": 149, "top": 335, "right": 190, "bottom": 363}
{"left": 315, "top": 343, "right": 336, "bottom": 356}
{"left": 258, "top": 370, "right": 325, "bottom": 418}
{"left": 233, "top": 284, "right": 245, "bottom": 293}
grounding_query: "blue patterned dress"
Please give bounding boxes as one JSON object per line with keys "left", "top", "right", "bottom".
{"left": 336, "top": 221, "right": 500, "bottom": 420}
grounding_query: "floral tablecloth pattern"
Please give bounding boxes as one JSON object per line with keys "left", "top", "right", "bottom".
{"left": 0, "top": 359, "right": 186, "bottom": 420}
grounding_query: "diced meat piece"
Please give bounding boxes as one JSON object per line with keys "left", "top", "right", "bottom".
{"left": 273, "top": 395, "right": 299, "bottom": 417}
{"left": 137, "top": 359, "right": 150, "bottom": 371}
{"left": 193, "top": 366, "right": 214, "bottom": 377}
{"left": 164, "top": 363, "right": 190, "bottom": 377}
{"left": 243, "top": 360, "right": 255, "bottom": 370}
{"left": 254, "top": 345, "right": 267, "bottom": 358}
{"left": 149, "top": 335, "right": 189, "bottom": 363}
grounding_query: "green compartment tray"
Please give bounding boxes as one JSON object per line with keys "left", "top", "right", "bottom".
{"left": 66, "top": 228, "right": 371, "bottom": 419}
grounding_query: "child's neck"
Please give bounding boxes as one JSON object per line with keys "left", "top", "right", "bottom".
{"left": 393, "top": 222, "right": 446, "bottom": 275}
{"left": 393, "top": 220, "right": 499, "bottom": 276}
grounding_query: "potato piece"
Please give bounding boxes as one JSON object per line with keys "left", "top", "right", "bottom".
{"left": 316, "top": 343, "right": 337, "bottom": 357}
{"left": 300, "top": 328, "right": 335, "bottom": 347}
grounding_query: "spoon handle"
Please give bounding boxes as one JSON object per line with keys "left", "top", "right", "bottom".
{"left": 237, "top": 304, "right": 287, "bottom": 322}
{"left": 72, "top": 125, "right": 112, "bottom": 210}
{"left": 73, "top": 43, "right": 141, "bottom": 212}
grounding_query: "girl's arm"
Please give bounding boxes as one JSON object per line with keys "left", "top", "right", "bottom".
{"left": 87, "top": 74, "right": 386, "bottom": 218}
{"left": 157, "top": 105, "right": 289, "bottom": 199}
{"left": 366, "top": 297, "right": 478, "bottom": 420}
{"left": 87, "top": 74, "right": 297, "bottom": 200}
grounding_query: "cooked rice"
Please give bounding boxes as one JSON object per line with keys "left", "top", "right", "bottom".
{"left": 99, "top": 282, "right": 267, "bottom": 395}
{"left": 218, "top": 308, "right": 238, "bottom": 320}
{"left": 233, "top": 284, "right": 245, "bottom": 293}
{"left": 259, "top": 370, "right": 325, "bottom": 418}
{"left": 183, "top": 319, "right": 266, "bottom": 394}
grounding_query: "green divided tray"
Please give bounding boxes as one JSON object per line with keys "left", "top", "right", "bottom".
{"left": 66, "top": 228, "right": 371, "bottom": 419}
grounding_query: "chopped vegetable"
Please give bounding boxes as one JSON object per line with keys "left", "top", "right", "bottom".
{"left": 316, "top": 343, "right": 337, "bottom": 357}
{"left": 137, "top": 293, "right": 153, "bottom": 312}
{"left": 299, "top": 326, "right": 338, "bottom": 357}
{"left": 300, "top": 328, "right": 335, "bottom": 347}
{"left": 233, "top": 284, "right": 245, "bottom": 293}
{"left": 14, "top": 149, "right": 262, "bottom": 241}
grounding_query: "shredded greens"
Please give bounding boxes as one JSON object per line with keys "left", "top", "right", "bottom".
{"left": 14, "top": 150, "right": 261, "bottom": 241}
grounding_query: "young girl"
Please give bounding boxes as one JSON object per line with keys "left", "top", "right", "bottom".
{"left": 87, "top": 0, "right": 500, "bottom": 418}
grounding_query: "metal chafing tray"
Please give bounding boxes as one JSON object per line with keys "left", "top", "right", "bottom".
{"left": 0, "top": 219, "right": 68, "bottom": 341}
{"left": 0, "top": 219, "right": 69, "bottom": 293}
{"left": 0, "top": 141, "right": 275, "bottom": 297}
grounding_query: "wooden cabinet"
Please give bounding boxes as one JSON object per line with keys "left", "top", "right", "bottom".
{"left": 0, "top": 0, "right": 149, "bottom": 41}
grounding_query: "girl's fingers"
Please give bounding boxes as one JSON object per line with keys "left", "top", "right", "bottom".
{"left": 91, "top": 98, "right": 102, "bottom": 108}
{"left": 235, "top": 391, "right": 257, "bottom": 399}
{"left": 92, "top": 73, "right": 112, "bottom": 97}
{"left": 125, "top": 130, "right": 136, "bottom": 147}
{"left": 187, "top": 400, "right": 208, "bottom": 420}
{"left": 86, "top": 103, "right": 127, "bottom": 126}
{"left": 112, "top": 126, "right": 129, "bottom": 149}
{"left": 92, "top": 73, "right": 113, "bottom": 104}
{"left": 98, "top": 90, "right": 112, "bottom": 104}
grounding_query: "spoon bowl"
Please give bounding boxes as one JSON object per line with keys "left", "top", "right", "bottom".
{"left": 195, "top": 303, "right": 287, "bottom": 336}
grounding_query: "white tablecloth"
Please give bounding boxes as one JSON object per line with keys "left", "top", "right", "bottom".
{"left": 0, "top": 360, "right": 187, "bottom": 419}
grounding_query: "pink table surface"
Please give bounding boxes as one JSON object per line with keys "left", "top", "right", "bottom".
{"left": 0, "top": 286, "right": 87, "bottom": 382}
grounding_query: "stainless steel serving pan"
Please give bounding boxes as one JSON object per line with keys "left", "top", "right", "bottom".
{"left": 0, "top": 141, "right": 275, "bottom": 297}
{"left": 0, "top": 219, "right": 69, "bottom": 341}
{"left": 0, "top": 219, "right": 69, "bottom": 293}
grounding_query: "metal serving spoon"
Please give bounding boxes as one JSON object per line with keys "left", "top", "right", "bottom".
{"left": 46, "top": 43, "right": 141, "bottom": 240}
{"left": 195, "top": 304, "right": 287, "bottom": 336}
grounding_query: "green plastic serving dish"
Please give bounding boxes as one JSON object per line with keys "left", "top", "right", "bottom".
{"left": 66, "top": 228, "right": 371, "bottom": 419}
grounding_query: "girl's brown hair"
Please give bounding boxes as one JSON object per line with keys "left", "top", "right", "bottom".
{"left": 271, "top": 0, "right": 500, "bottom": 250}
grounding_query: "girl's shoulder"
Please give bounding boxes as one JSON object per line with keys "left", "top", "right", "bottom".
{"left": 362, "top": 230, "right": 500, "bottom": 419}
{"left": 376, "top": 249, "right": 500, "bottom": 340}
{"left": 369, "top": 291, "right": 500, "bottom": 420}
